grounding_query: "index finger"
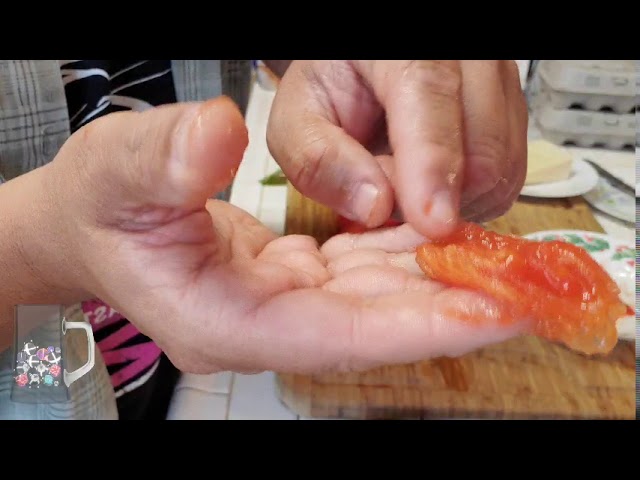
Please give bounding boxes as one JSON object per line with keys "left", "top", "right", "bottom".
{"left": 362, "top": 60, "right": 465, "bottom": 239}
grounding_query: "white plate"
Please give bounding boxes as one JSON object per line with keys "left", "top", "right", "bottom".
{"left": 520, "top": 158, "right": 599, "bottom": 199}
{"left": 523, "top": 230, "right": 636, "bottom": 342}
{"left": 564, "top": 146, "right": 636, "bottom": 190}
{"left": 583, "top": 176, "right": 636, "bottom": 224}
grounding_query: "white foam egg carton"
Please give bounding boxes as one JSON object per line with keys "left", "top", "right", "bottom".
{"left": 531, "top": 105, "right": 636, "bottom": 151}
{"left": 535, "top": 132, "right": 634, "bottom": 151}
{"left": 527, "top": 60, "right": 638, "bottom": 114}
{"left": 562, "top": 60, "right": 636, "bottom": 73}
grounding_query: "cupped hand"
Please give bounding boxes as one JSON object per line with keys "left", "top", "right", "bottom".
{"left": 267, "top": 60, "right": 529, "bottom": 239}
{"left": 44, "top": 97, "right": 526, "bottom": 375}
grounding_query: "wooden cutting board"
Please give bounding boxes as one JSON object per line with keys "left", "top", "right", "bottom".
{"left": 275, "top": 185, "right": 636, "bottom": 419}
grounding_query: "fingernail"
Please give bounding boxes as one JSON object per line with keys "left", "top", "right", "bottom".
{"left": 350, "top": 183, "right": 380, "bottom": 224}
{"left": 425, "top": 189, "right": 457, "bottom": 227}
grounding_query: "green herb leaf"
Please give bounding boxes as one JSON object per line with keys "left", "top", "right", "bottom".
{"left": 260, "top": 169, "right": 287, "bottom": 186}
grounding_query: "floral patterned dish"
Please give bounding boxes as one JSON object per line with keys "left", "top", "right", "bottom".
{"left": 583, "top": 175, "right": 636, "bottom": 224}
{"left": 524, "top": 230, "right": 635, "bottom": 342}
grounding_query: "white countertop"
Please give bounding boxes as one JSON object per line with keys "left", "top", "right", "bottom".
{"left": 167, "top": 80, "right": 636, "bottom": 421}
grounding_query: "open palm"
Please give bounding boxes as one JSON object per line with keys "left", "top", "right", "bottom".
{"left": 52, "top": 97, "right": 526, "bottom": 376}
{"left": 88, "top": 201, "right": 526, "bottom": 375}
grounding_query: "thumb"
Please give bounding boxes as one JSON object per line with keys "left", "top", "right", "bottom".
{"left": 356, "top": 60, "right": 465, "bottom": 238}
{"left": 61, "top": 96, "right": 248, "bottom": 212}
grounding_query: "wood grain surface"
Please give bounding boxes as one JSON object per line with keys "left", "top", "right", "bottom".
{"left": 275, "top": 185, "right": 636, "bottom": 420}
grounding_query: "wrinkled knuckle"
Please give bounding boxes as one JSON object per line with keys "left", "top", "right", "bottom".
{"left": 468, "top": 131, "right": 509, "bottom": 172}
{"left": 405, "top": 61, "right": 462, "bottom": 100}
{"left": 289, "top": 134, "right": 332, "bottom": 189}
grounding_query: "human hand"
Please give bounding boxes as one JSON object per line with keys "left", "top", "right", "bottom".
{"left": 40, "top": 97, "right": 525, "bottom": 375}
{"left": 267, "top": 60, "right": 528, "bottom": 239}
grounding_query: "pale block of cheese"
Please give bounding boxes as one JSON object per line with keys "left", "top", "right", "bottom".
{"left": 525, "top": 140, "right": 573, "bottom": 185}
